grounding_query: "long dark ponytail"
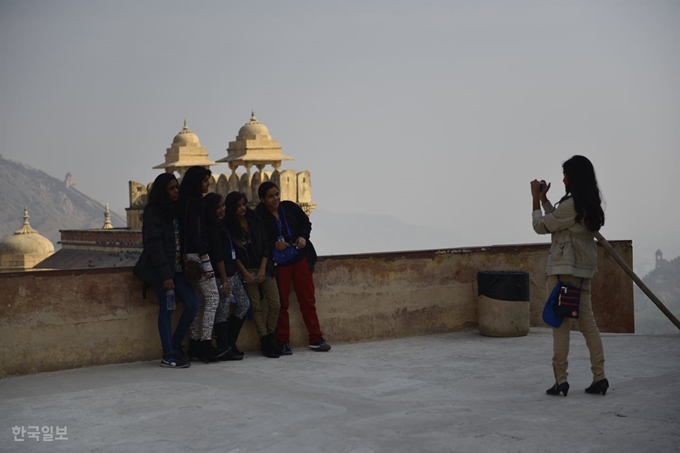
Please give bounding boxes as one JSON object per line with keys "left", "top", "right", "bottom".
{"left": 561, "top": 155, "right": 605, "bottom": 232}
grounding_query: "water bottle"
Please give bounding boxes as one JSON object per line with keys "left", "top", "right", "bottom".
{"left": 166, "top": 289, "right": 176, "bottom": 311}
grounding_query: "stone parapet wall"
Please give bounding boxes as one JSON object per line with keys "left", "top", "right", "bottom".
{"left": 0, "top": 241, "right": 634, "bottom": 378}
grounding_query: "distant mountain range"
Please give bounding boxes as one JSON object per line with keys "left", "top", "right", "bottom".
{"left": 0, "top": 156, "right": 126, "bottom": 247}
{"left": 0, "top": 155, "right": 468, "bottom": 255}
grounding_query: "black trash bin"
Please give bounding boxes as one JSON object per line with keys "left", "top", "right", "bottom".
{"left": 477, "top": 271, "right": 530, "bottom": 337}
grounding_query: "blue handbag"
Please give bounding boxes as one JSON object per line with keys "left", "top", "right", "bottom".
{"left": 272, "top": 246, "right": 298, "bottom": 266}
{"left": 542, "top": 279, "right": 583, "bottom": 328}
{"left": 271, "top": 206, "right": 298, "bottom": 266}
{"left": 542, "top": 282, "right": 564, "bottom": 328}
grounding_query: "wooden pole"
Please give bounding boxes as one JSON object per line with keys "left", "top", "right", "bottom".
{"left": 595, "top": 232, "right": 680, "bottom": 331}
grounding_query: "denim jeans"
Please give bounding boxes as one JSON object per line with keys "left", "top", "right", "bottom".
{"left": 153, "top": 272, "right": 200, "bottom": 356}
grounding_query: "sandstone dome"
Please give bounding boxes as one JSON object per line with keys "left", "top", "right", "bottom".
{"left": 0, "top": 232, "right": 55, "bottom": 255}
{"left": 172, "top": 120, "right": 202, "bottom": 147}
{"left": 237, "top": 112, "right": 271, "bottom": 140}
{"left": 0, "top": 209, "right": 55, "bottom": 256}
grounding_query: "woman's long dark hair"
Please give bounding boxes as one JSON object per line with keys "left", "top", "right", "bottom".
{"left": 179, "top": 166, "right": 211, "bottom": 199}
{"left": 145, "top": 173, "right": 177, "bottom": 220}
{"left": 560, "top": 155, "right": 605, "bottom": 232}
{"left": 224, "top": 191, "right": 259, "bottom": 238}
{"left": 203, "top": 192, "right": 223, "bottom": 226}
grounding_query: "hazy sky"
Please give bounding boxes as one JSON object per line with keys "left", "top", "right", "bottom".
{"left": 1, "top": 0, "right": 678, "bottom": 272}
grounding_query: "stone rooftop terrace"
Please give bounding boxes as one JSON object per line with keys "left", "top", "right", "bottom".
{"left": 2, "top": 328, "right": 678, "bottom": 453}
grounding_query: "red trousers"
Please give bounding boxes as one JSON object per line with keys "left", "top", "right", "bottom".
{"left": 275, "top": 256, "right": 324, "bottom": 343}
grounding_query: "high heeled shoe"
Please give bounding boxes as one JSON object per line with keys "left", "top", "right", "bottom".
{"left": 585, "top": 378, "right": 609, "bottom": 395}
{"left": 546, "top": 382, "right": 570, "bottom": 396}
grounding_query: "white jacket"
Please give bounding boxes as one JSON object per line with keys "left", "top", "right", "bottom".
{"left": 532, "top": 196, "right": 598, "bottom": 278}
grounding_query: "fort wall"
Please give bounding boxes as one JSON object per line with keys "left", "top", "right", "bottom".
{"left": 0, "top": 241, "right": 634, "bottom": 378}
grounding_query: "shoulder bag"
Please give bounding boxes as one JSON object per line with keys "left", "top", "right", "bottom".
{"left": 271, "top": 205, "right": 299, "bottom": 266}
{"left": 542, "top": 279, "right": 583, "bottom": 327}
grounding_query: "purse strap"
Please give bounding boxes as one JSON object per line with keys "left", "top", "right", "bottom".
{"left": 276, "top": 205, "right": 293, "bottom": 239}
{"left": 558, "top": 278, "right": 584, "bottom": 291}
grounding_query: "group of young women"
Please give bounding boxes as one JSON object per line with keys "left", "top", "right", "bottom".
{"left": 137, "top": 155, "right": 611, "bottom": 397}
{"left": 135, "top": 166, "right": 330, "bottom": 368}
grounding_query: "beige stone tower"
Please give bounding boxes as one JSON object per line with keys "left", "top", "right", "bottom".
{"left": 126, "top": 114, "right": 316, "bottom": 229}
{"left": 128, "top": 121, "right": 216, "bottom": 229}
{"left": 153, "top": 120, "right": 216, "bottom": 177}
{"left": 0, "top": 208, "right": 55, "bottom": 272}
{"left": 216, "top": 112, "right": 316, "bottom": 214}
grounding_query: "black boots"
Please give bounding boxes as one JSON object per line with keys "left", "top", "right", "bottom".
{"left": 188, "top": 338, "right": 228, "bottom": 363}
{"left": 188, "top": 339, "right": 201, "bottom": 362}
{"left": 585, "top": 378, "right": 609, "bottom": 395}
{"left": 546, "top": 382, "right": 570, "bottom": 396}
{"left": 260, "top": 333, "right": 280, "bottom": 358}
{"left": 215, "top": 319, "right": 244, "bottom": 361}
{"left": 226, "top": 316, "right": 245, "bottom": 360}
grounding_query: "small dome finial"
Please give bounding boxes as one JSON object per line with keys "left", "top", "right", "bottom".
{"left": 183, "top": 118, "right": 188, "bottom": 130}
{"left": 15, "top": 207, "right": 37, "bottom": 234}
{"left": 102, "top": 203, "right": 113, "bottom": 229}
{"left": 251, "top": 110, "right": 257, "bottom": 121}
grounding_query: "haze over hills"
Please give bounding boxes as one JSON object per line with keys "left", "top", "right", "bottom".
{"left": 0, "top": 155, "right": 471, "bottom": 256}
{"left": 310, "top": 208, "right": 476, "bottom": 257}
{"left": 634, "top": 254, "right": 680, "bottom": 334}
{"left": 0, "top": 156, "right": 126, "bottom": 247}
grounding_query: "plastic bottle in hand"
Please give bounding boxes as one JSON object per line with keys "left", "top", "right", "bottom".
{"left": 166, "top": 289, "right": 176, "bottom": 311}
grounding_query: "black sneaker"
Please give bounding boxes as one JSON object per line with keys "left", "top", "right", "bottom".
{"left": 308, "top": 339, "right": 331, "bottom": 352}
{"left": 160, "top": 354, "right": 191, "bottom": 368}
{"left": 279, "top": 343, "right": 293, "bottom": 356}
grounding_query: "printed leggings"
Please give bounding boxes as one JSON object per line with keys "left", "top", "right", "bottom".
{"left": 187, "top": 253, "right": 220, "bottom": 341}
{"left": 215, "top": 274, "right": 250, "bottom": 323}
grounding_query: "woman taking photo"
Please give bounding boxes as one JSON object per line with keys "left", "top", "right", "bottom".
{"left": 134, "top": 173, "right": 199, "bottom": 368}
{"left": 256, "top": 181, "right": 331, "bottom": 354}
{"left": 178, "top": 166, "right": 228, "bottom": 363}
{"left": 224, "top": 191, "right": 281, "bottom": 358}
{"left": 532, "top": 155, "right": 608, "bottom": 396}
{"left": 204, "top": 192, "right": 250, "bottom": 361}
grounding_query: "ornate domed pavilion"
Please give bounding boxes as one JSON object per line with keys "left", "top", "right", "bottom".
{"left": 0, "top": 208, "right": 55, "bottom": 271}
{"left": 153, "top": 120, "right": 216, "bottom": 177}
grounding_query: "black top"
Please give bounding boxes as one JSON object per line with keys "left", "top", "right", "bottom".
{"left": 256, "top": 200, "right": 318, "bottom": 271}
{"left": 177, "top": 196, "right": 208, "bottom": 255}
{"left": 206, "top": 219, "right": 237, "bottom": 277}
{"left": 134, "top": 204, "right": 179, "bottom": 285}
{"left": 229, "top": 213, "right": 275, "bottom": 277}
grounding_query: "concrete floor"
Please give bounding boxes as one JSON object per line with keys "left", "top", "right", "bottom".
{"left": 1, "top": 329, "right": 679, "bottom": 453}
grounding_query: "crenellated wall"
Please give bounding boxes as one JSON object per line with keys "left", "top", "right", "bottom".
{"left": 0, "top": 241, "right": 634, "bottom": 378}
